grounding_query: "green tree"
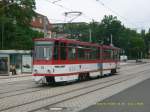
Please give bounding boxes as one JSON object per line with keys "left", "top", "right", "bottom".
{"left": 63, "top": 22, "right": 90, "bottom": 42}
{"left": 129, "top": 36, "right": 145, "bottom": 59}
{"left": 3, "top": 23, "right": 43, "bottom": 50}
{"left": 89, "top": 21, "right": 101, "bottom": 43}
{"left": 53, "top": 15, "right": 147, "bottom": 59}
{"left": 144, "top": 29, "right": 150, "bottom": 57}
{"left": 0, "top": 0, "right": 40, "bottom": 50}
{"left": 98, "top": 15, "right": 123, "bottom": 45}
{"left": 96, "top": 15, "right": 146, "bottom": 59}
{"left": 0, "top": 0, "right": 36, "bottom": 26}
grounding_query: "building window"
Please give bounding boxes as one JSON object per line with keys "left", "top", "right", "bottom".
{"left": 32, "top": 17, "right": 35, "bottom": 22}
{"left": 39, "top": 18, "right": 42, "bottom": 24}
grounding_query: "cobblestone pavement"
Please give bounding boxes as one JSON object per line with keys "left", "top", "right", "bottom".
{"left": 79, "top": 77, "right": 150, "bottom": 112}
{"left": 0, "top": 62, "right": 150, "bottom": 112}
{"left": 40, "top": 66, "right": 150, "bottom": 112}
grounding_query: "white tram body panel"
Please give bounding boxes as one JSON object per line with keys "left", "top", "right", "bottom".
{"left": 33, "top": 62, "right": 118, "bottom": 83}
{"left": 102, "top": 63, "right": 116, "bottom": 75}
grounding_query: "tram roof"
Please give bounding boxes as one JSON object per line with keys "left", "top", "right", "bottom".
{"left": 34, "top": 37, "right": 120, "bottom": 50}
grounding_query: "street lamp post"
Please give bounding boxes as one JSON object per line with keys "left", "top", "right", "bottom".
{"left": 89, "top": 28, "right": 92, "bottom": 42}
{"left": 110, "top": 34, "right": 113, "bottom": 46}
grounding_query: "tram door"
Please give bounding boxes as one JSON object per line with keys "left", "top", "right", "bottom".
{"left": 0, "top": 55, "right": 9, "bottom": 75}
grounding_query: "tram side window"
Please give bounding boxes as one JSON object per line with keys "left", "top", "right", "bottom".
{"left": 90, "top": 50, "right": 94, "bottom": 60}
{"left": 78, "top": 47, "right": 85, "bottom": 60}
{"left": 97, "top": 48, "right": 100, "bottom": 59}
{"left": 80, "top": 46, "right": 100, "bottom": 60}
{"left": 68, "top": 46, "right": 76, "bottom": 60}
{"left": 111, "top": 50, "right": 114, "bottom": 59}
{"left": 99, "top": 48, "right": 102, "bottom": 59}
{"left": 60, "top": 42, "right": 67, "bottom": 60}
{"left": 85, "top": 50, "right": 90, "bottom": 60}
{"left": 89, "top": 47, "right": 99, "bottom": 60}
{"left": 112, "top": 50, "right": 116, "bottom": 60}
{"left": 93, "top": 47, "right": 99, "bottom": 60}
{"left": 117, "top": 51, "right": 120, "bottom": 60}
{"left": 114, "top": 50, "right": 119, "bottom": 60}
{"left": 53, "top": 41, "right": 59, "bottom": 60}
{"left": 103, "top": 49, "right": 112, "bottom": 60}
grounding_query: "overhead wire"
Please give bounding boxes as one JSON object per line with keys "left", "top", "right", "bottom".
{"left": 52, "top": 0, "right": 62, "bottom": 4}
{"left": 44, "top": 0, "right": 143, "bottom": 30}
{"left": 44, "top": 0, "right": 97, "bottom": 22}
{"left": 96, "top": 0, "right": 141, "bottom": 29}
{"left": 45, "top": 0, "right": 73, "bottom": 12}
{"left": 45, "top": 0, "right": 75, "bottom": 22}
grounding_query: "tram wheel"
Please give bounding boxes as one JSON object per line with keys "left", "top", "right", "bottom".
{"left": 78, "top": 73, "right": 89, "bottom": 81}
{"left": 111, "top": 69, "right": 117, "bottom": 75}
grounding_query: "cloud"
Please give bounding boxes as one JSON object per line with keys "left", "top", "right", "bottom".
{"left": 35, "top": 0, "right": 150, "bottom": 31}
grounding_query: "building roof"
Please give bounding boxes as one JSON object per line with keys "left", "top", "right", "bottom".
{"left": 30, "top": 13, "right": 52, "bottom": 31}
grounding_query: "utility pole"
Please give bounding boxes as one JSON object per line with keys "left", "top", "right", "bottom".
{"left": 110, "top": 34, "right": 113, "bottom": 46}
{"left": 89, "top": 29, "right": 92, "bottom": 42}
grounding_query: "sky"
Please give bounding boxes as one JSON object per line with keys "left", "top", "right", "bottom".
{"left": 35, "top": 0, "right": 150, "bottom": 32}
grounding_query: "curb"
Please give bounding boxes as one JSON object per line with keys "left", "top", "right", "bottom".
{"left": 0, "top": 74, "right": 32, "bottom": 79}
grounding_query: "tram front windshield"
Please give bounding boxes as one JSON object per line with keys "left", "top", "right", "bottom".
{"left": 34, "top": 41, "right": 54, "bottom": 60}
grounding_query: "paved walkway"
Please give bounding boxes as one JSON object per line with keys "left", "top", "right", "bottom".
{"left": 0, "top": 74, "right": 32, "bottom": 79}
{"left": 0, "top": 74, "right": 33, "bottom": 84}
{"left": 79, "top": 78, "right": 150, "bottom": 112}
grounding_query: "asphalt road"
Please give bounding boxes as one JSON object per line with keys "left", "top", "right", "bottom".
{"left": 79, "top": 77, "right": 150, "bottom": 112}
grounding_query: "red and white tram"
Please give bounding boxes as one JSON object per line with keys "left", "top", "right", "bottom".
{"left": 33, "top": 37, "right": 120, "bottom": 84}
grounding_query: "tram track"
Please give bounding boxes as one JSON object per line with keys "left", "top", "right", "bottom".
{"left": 30, "top": 69, "right": 150, "bottom": 112}
{"left": 0, "top": 85, "right": 39, "bottom": 95}
{"left": 31, "top": 71, "right": 148, "bottom": 112}
{"left": 1, "top": 65, "right": 150, "bottom": 112}
{"left": 0, "top": 80, "right": 33, "bottom": 87}
{"left": 0, "top": 80, "right": 35, "bottom": 92}
{"left": 0, "top": 76, "right": 32, "bottom": 85}
{"left": 0, "top": 63, "right": 149, "bottom": 100}
{"left": 0, "top": 88, "right": 45, "bottom": 100}
{"left": 119, "top": 62, "right": 149, "bottom": 71}
{"left": 0, "top": 63, "right": 149, "bottom": 98}
{"left": 0, "top": 62, "right": 148, "bottom": 94}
